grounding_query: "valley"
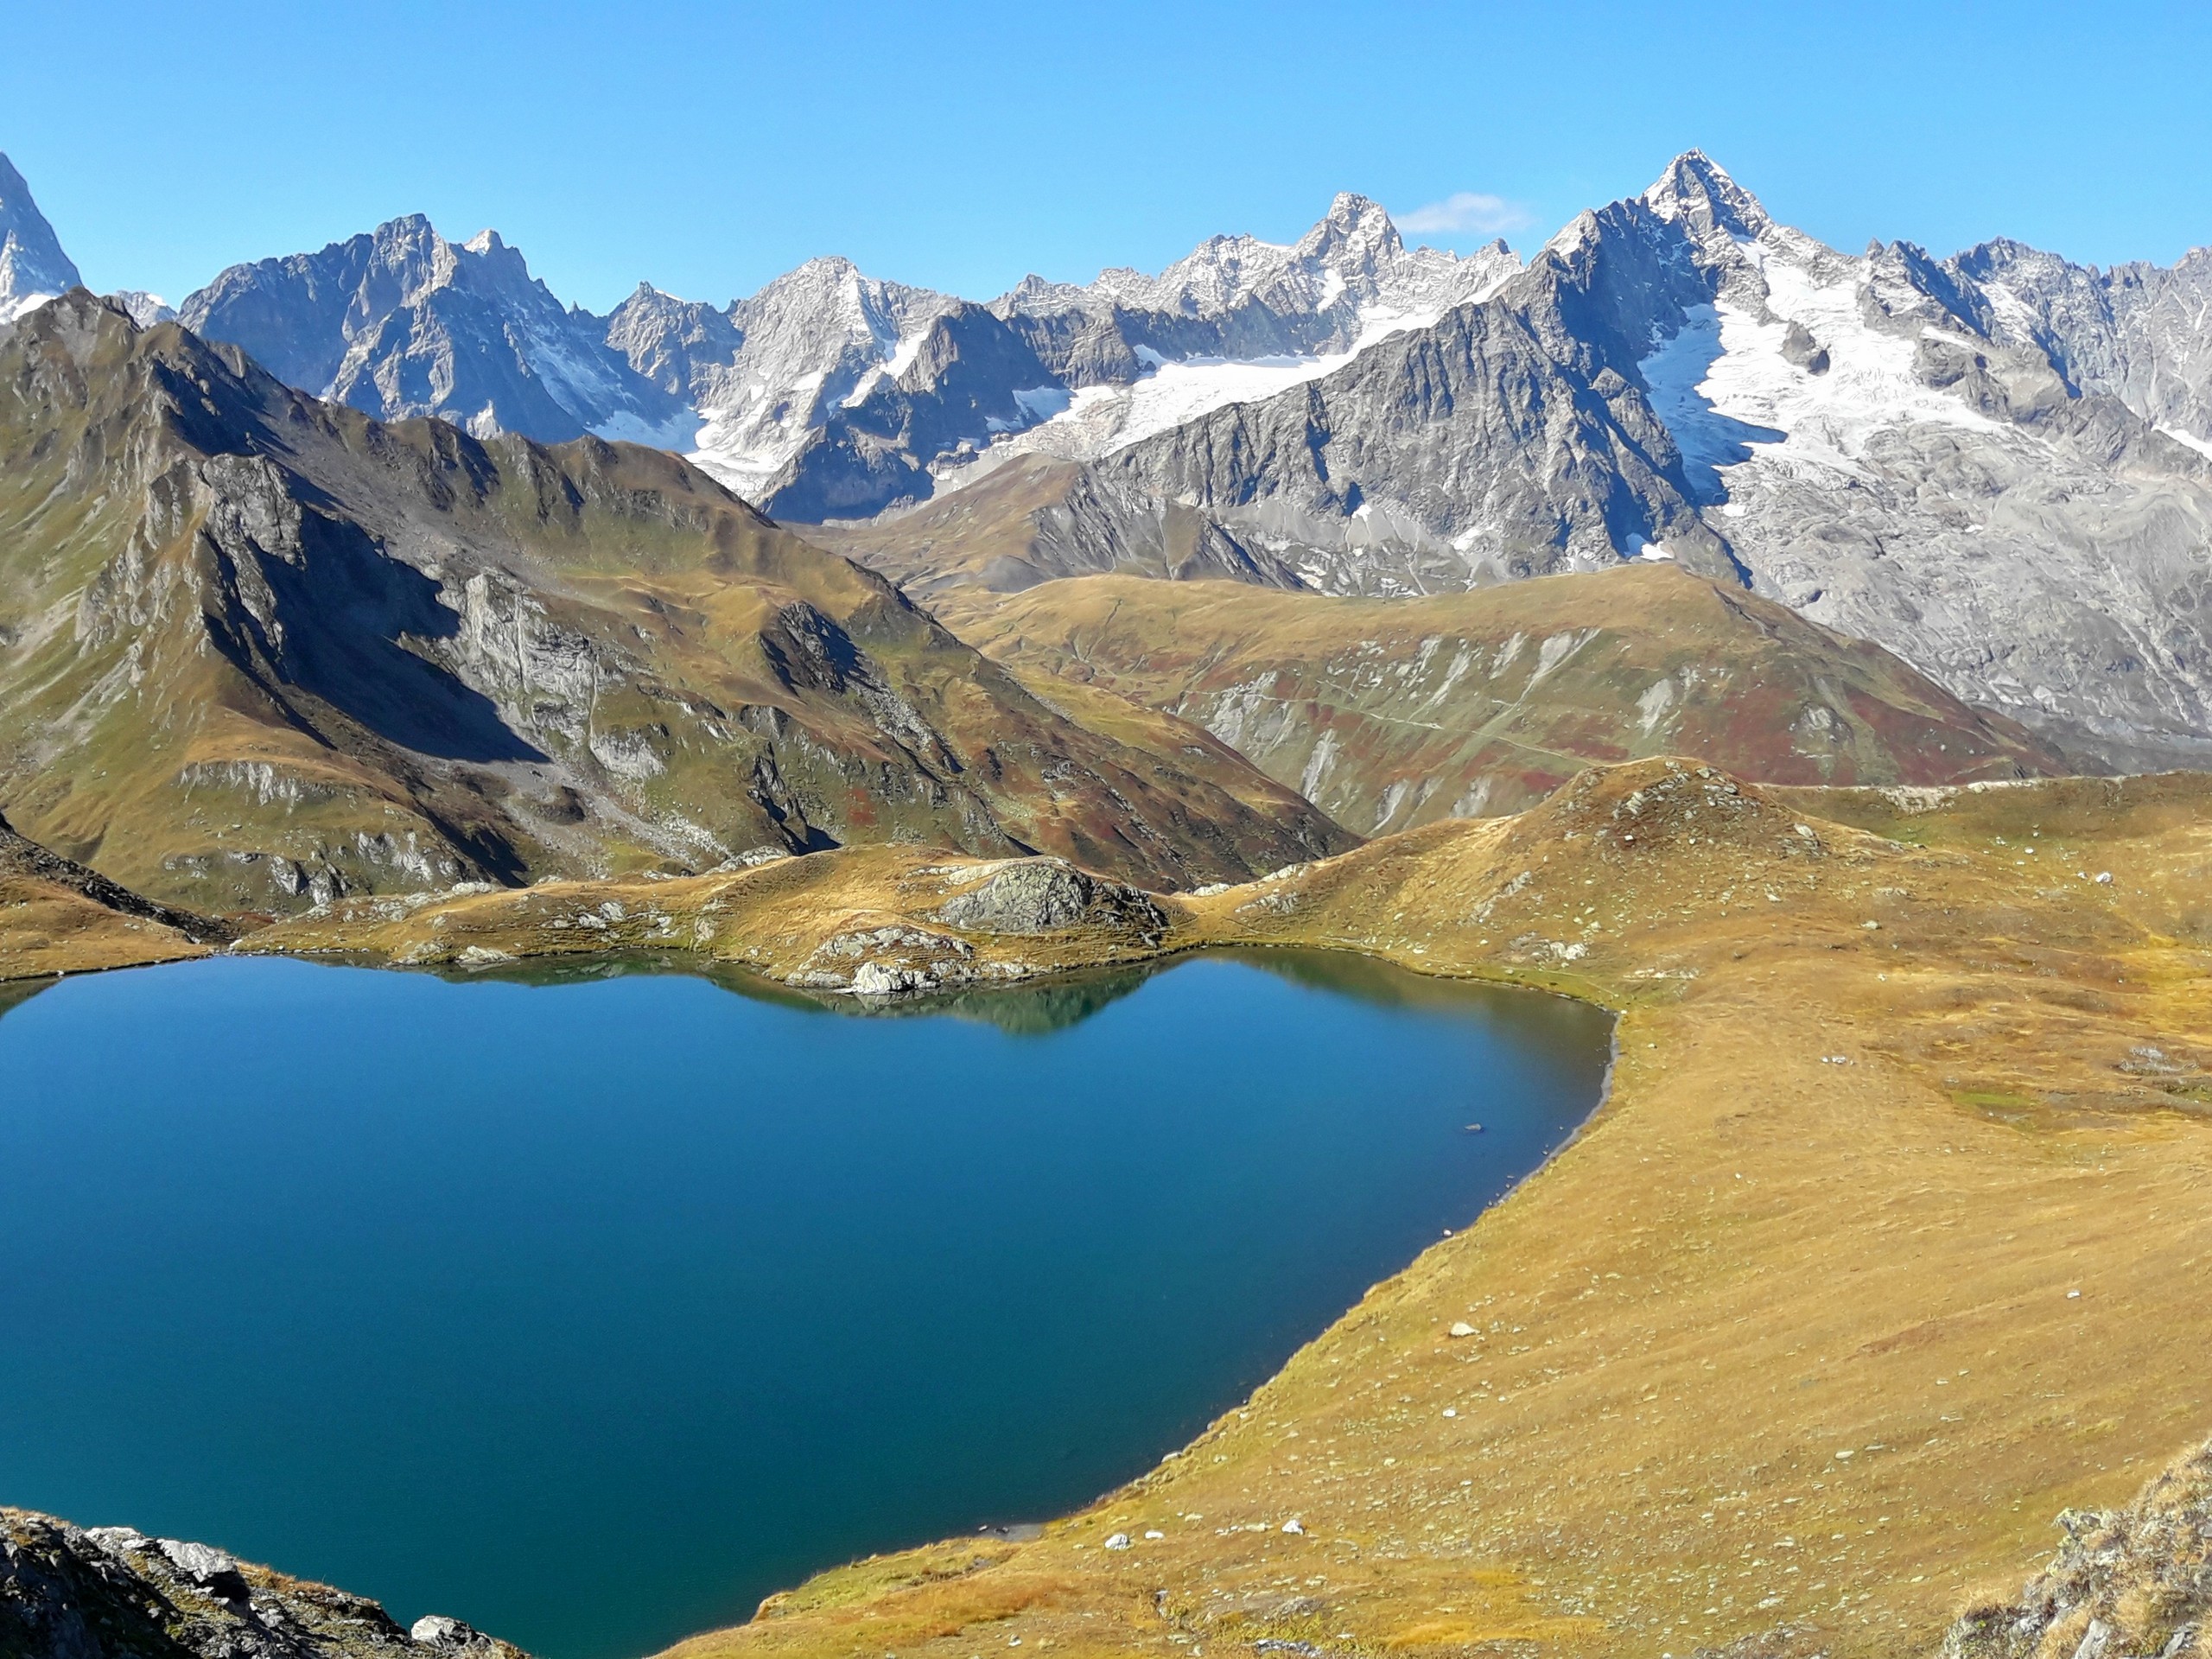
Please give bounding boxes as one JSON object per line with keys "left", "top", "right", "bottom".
{"left": 9, "top": 759, "right": 2203, "bottom": 1659}
{"left": 3, "top": 123, "right": 2211, "bottom": 1659}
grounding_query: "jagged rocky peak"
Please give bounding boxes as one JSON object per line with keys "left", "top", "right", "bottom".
{"left": 1944, "top": 232, "right": 2212, "bottom": 442}
{"left": 181, "top": 210, "right": 687, "bottom": 446}
{"left": 603, "top": 280, "right": 744, "bottom": 397}
{"left": 1862, "top": 237, "right": 1992, "bottom": 335}
{"left": 0, "top": 149, "right": 84, "bottom": 322}
{"left": 1296, "top": 190, "right": 1404, "bottom": 264}
{"left": 1642, "top": 149, "right": 1773, "bottom": 241}
{"left": 735, "top": 253, "right": 948, "bottom": 346}
{"left": 1004, "top": 190, "right": 1516, "bottom": 329}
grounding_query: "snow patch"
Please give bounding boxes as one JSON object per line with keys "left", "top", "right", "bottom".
{"left": 1640, "top": 235, "right": 2000, "bottom": 501}
{"left": 592, "top": 406, "right": 705, "bottom": 450}
{"left": 932, "top": 302, "right": 1455, "bottom": 494}
{"left": 1013, "top": 385, "right": 1072, "bottom": 422}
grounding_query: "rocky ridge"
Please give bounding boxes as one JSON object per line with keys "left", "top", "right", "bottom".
{"left": 0, "top": 808, "right": 231, "bottom": 944}
{"left": 0, "top": 1507, "right": 529, "bottom": 1659}
{"left": 155, "top": 181, "right": 1522, "bottom": 524}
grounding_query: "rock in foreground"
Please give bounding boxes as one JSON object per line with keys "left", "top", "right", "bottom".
{"left": 1937, "top": 1435, "right": 2212, "bottom": 1659}
{"left": 0, "top": 1508, "right": 529, "bottom": 1659}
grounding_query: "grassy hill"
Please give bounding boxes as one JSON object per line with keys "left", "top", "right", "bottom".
{"left": 935, "top": 563, "right": 2069, "bottom": 835}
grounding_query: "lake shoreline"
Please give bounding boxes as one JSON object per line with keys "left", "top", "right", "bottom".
{"left": 6, "top": 758, "right": 2210, "bottom": 1659}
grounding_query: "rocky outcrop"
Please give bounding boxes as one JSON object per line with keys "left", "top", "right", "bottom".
{"left": 933, "top": 855, "right": 1167, "bottom": 938}
{"left": 772, "top": 857, "right": 1169, "bottom": 997}
{"left": 1936, "top": 1434, "right": 2212, "bottom": 1659}
{"left": 0, "top": 1508, "right": 531, "bottom": 1658}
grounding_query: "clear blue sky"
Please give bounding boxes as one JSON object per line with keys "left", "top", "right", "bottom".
{"left": 6, "top": 0, "right": 2210, "bottom": 313}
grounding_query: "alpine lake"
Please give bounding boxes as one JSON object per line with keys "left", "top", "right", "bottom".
{"left": 0, "top": 948, "right": 1612, "bottom": 1659}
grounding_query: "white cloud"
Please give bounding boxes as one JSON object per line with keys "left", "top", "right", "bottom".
{"left": 1396, "top": 191, "right": 1532, "bottom": 237}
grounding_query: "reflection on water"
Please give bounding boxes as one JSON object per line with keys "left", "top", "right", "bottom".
{"left": 0, "top": 949, "right": 1611, "bottom": 1659}
{"left": 413, "top": 949, "right": 1166, "bottom": 1035}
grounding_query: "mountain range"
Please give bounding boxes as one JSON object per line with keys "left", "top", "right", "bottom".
{"left": 3, "top": 146, "right": 2210, "bottom": 914}
{"left": 13, "top": 148, "right": 2204, "bottom": 772}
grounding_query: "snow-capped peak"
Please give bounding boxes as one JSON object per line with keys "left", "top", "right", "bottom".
{"left": 1643, "top": 149, "right": 1771, "bottom": 240}
{"left": 1296, "top": 192, "right": 1404, "bottom": 264}
{"left": 107, "top": 290, "right": 175, "bottom": 327}
{"left": 0, "top": 151, "right": 85, "bottom": 324}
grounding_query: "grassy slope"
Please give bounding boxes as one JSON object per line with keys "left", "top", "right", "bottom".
{"left": 931, "top": 563, "right": 2070, "bottom": 836}
{"left": 0, "top": 811, "right": 220, "bottom": 978}
{"left": 799, "top": 455, "right": 1099, "bottom": 602}
{"left": 164, "top": 757, "right": 2212, "bottom": 1659}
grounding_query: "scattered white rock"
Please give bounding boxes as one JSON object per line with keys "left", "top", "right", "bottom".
{"left": 1104, "top": 1532, "right": 1132, "bottom": 1550}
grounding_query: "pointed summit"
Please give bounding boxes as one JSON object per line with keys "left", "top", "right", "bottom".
{"left": 0, "top": 152, "right": 85, "bottom": 323}
{"left": 1297, "top": 193, "right": 1404, "bottom": 264}
{"left": 1643, "top": 149, "right": 1770, "bottom": 240}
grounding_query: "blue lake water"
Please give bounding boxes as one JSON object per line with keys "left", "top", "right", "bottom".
{"left": 0, "top": 950, "right": 1611, "bottom": 1658}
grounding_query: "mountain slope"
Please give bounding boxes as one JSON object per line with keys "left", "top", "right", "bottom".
{"left": 0, "top": 292, "right": 1349, "bottom": 914}
{"left": 0, "top": 150, "right": 82, "bottom": 324}
{"left": 803, "top": 454, "right": 1313, "bottom": 602}
{"left": 0, "top": 808, "right": 227, "bottom": 978}
{"left": 936, "top": 562, "right": 2067, "bottom": 834}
